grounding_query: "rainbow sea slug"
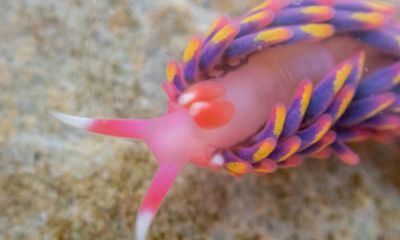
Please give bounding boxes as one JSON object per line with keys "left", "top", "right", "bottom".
{"left": 53, "top": 0, "right": 400, "bottom": 239}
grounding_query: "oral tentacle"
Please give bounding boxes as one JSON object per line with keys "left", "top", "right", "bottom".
{"left": 51, "top": 111, "right": 149, "bottom": 139}
{"left": 136, "top": 163, "right": 184, "bottom": 240}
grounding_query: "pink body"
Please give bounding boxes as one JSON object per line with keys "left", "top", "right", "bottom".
{"left": 53, "top": 36, "right": 394, "bottom": 240}
{"left": 149, "top": 38, "right": 360, "bottom": 167}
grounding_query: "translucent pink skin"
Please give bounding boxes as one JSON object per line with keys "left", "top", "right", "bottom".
{"left": 53, "top": 36, "right": 394, "bottom": 240}
{"left": 127, "top": 39, "right": 345, "bottom": 167}
{"left": 192, "top": 37, "right": 392, "bottom": 154}
{"left": 196, "top": 41, "right": 336, "bottom": 149}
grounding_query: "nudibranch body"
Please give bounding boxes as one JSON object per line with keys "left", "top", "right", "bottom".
{"left": 54, "top": 0, "right": 400, "bottom": 239}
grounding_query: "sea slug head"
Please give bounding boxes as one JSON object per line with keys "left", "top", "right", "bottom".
{"left": 127, "top": 80, "right": 240, "bottom": 240}
{"left": 52, "top": 77, "right": 238, "bottom": 240}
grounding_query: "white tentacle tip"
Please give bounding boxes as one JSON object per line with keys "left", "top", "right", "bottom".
{"left": 136, "top": 211, "right": 154, "bottom": 240}
{"left": 50, "top": 111, "right": 93, "bottom": 129}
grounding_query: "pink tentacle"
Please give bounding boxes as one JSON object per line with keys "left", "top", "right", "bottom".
{"left": 136, "top": 163, "right": 184, "bottom": 240}
{"left": 51, "top": 111, "right": 149, "bottom": 140}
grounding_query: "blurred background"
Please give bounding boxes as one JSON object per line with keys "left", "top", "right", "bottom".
{"left": 0, "top": 0, "right": 399, "bottom": 239}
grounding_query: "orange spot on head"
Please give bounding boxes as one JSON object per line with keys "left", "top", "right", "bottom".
{"left": 190, "top": 99, "right": 235, "bottom": 129}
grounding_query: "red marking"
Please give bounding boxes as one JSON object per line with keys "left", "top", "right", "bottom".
{"left": 190, "top": 99, "right": 235, "bottom": 129}
{"left": 179, "top": 81, "right": 225, "bottom": 108}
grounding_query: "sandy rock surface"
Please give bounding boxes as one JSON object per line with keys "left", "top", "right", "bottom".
{"left": 0, "top": 0, "right": 399, "bottom": 239}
